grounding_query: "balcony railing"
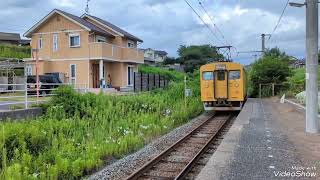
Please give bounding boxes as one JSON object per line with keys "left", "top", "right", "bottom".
{"left": 89, "top": 42, "right": 144, "bottom": 63}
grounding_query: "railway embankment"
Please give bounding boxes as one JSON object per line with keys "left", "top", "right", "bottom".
{"left": 89, "top": 112, "right": 214, "bottom": 180}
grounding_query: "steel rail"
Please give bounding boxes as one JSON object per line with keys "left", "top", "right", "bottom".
{"left": 125, "top": 113, "right": 236, "bottom": 180}
{"left": 175, "top": 114, "right": 236, "bottom": 180}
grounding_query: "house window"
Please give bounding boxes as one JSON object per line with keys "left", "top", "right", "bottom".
{"left": 70, "top": 64, "right": 76, "bottom": 85}
{"left": 96, "top": 35, "right": 106, "bottom": 42}
{"left": 53, "top": 34, "right": 58, "bottom": 51}
{"left": 38, "top": 36, "right": 43, "bottom": 49}
{"left": 127, "top": 40, "right": 135, "bottom": 48}
{"left": 69, "top": 34, "right": 80, "bottom": 47}
{"left": 26, "top": 65, "right": 33, "bottom": 76}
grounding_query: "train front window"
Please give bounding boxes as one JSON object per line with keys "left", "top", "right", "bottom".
{"left": 202, "top": 72, "right": 214, "bottom": 80}
{"left": 229, "top": 71, "right": 241, "bottom": 80}
{"left": 217, "top": 71, "right": 225, "bottom": 81}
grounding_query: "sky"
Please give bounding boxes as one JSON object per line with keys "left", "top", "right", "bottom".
{"left": 0, "top": 0, "right": 310, "bottom": 65}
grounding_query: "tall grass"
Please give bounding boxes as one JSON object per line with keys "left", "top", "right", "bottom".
{"left": 0, "top": 44, "right": 31, "bottom": 59}
{"left": 0, "top": 77, "right": 202, "bottom": 179}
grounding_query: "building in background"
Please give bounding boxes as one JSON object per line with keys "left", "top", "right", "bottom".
{"left": 142, "top": 48, "right": 167, "bottom": 65}
{"left": 289, "top": 58, "right": 306, "bottom": 69}
{"left": 0, "top": 32, "right": 20, "bottom": 45}
{"left": 23, "top": 9, "right": 144, "bottom": 90}
{"left": 0, "top": 32, "right": 30, "bottom": 46}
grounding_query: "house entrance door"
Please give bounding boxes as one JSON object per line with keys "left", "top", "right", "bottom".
{"left": 92, "top": 64, "right": 99, "bottom": 88}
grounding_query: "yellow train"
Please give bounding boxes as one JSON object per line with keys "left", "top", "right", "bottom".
{"left": 200, "top": 62, "right": 247, "bottom": 111}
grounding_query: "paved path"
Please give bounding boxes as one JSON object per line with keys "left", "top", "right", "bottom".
{"left": 196, "top": 98, "right": 319, "bottom": 180}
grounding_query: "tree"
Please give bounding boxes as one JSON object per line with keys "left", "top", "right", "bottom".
{"left": 264, "top": 47, "right": 290, "bottom": 62}
{"left": 177, "top": 45, "right": 224, "bottom": 73}
{"left": 248, "top": 53, "right": 292, "bottom": 97}
{"left": 163, "top": 57, "right": 176, "bottom": 65}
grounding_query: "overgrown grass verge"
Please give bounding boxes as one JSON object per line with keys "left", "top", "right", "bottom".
{"left": 0, "top": 76, "right": 202, "bottom": 179}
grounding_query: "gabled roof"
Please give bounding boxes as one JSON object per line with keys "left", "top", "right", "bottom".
{"left": 141, "top": 48, "right": 168, "bottom": 56}
{"left": 81, "top": 14, "right": 143, "bottom": 42}
{"left": 0, "top": 32, "right": 21, "bottom": 41}
{"left": 155, "top": 50, "right": 168, "bottom": 56}
{"left": 24, "top": 9, "right": 114, "bottom": 38}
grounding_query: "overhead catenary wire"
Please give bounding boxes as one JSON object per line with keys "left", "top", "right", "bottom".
{"left": 197, "top": 0, "right": 230, "bottom": 46}
{"left": 268, "top": 0, "right": 290, "bottom": 41}
{"left": 183, "top": 0, "right": 225, "bottom": 46}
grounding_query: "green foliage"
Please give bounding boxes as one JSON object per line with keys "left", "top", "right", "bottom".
{"left": 286, "top": 67, "right": 320, "bottom": 95}
{"left": 264, "top": 47, "right": 290, "bottom": 61}
{"left": 177, "top": 45, "right": 224, "bottom": 73}
{"left": 0, "top": 74, "right": 203, "bottom": 179}
{"left": 163, "top": 57, "right": 177, "bottom": 65}
{"left": 0, "top": 44, "right": 31, "bottom": 59}
{"left": 138, "top": 64, "right": 184, "bottom": 81}
{"left": 248, "top": 54, "right": 292, "bottom": 97}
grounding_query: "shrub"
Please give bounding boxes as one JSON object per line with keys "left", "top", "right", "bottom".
{"left": 248, "top": 56, "right": 292, "bottom": 97}
{"left": 138, "top": 65, "right": 184, "bottom": 81}
{"left": 0, "top": 73, "right": 203, "bottom": 179}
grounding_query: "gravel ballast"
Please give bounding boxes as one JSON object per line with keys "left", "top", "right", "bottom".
{"left": 89, "top": 112, "right": 214, "bottom": 180}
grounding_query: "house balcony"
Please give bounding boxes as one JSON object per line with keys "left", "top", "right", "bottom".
{"left": 89, "top": 42, "right": 144, "bottom": 63}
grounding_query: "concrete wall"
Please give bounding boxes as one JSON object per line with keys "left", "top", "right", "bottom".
{"left": 0, "top": 76, "right": 25, "bottom": 91}
{"left": 0, "top": 108, "right": 43, "bottom": 121}
{"left": 0, "top": 77, "right": 8, "bottom": 91}
{"left": 13, "top": 76, "right": 26, "bottom": 90}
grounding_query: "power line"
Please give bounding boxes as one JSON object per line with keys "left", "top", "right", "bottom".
{"left": 268, "top": 0, "right": 290, "bottom": 41}
{"left": 183, "top": 0, "right": 225, "bottom": 45}
{"left": 197, "top": 0, "right": 230, "bottom": 46}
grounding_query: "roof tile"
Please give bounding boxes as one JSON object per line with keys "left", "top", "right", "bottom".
{"left": 83, "top": 14, "right": 143, "bottom": 42}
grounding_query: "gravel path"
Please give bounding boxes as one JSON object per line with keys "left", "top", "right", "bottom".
{"left": 89, "top": 112, "right": 214, "bottom": 180}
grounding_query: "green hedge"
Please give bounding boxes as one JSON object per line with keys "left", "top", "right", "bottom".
{"left": 138, "top": 65, "right": 184, "bottom": 81}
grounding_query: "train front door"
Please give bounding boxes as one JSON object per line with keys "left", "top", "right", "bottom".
{"left": 215, "top": 71, "right": 228, "bottom": 99}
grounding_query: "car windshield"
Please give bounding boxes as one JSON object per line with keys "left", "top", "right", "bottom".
{"left": 27, "top": 77, "right": 36, "bottom": 83}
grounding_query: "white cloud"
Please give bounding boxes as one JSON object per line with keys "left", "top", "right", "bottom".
{"left": 0, "top": 0, "right": 309, "bottom": 64}
{"left": 51, "top": 0, "right": 76, "bottom": 7}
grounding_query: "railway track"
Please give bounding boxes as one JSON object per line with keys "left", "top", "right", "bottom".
{"left": 125, "top": 112, "right": 238, "bottom": 180}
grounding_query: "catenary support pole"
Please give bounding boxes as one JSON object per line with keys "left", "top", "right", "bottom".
{"left": 305, "top": 0, "right": 319, "bottom": 133}
{"left": 261, "top": 34, "right": 266, "bottom": 52}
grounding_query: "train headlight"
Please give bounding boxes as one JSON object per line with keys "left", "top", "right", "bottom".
{"left": 234, "top": 83, "right": 239, "bottom": 87}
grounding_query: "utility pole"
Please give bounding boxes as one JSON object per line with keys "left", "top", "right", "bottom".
{"left": 261, "top": 34, "right": 271, "bottom": 52}
{"left": 261, "top": 34, "right": 266, "bottom": 52}
{"left": 290, "top": 0, "right": 319, "bottom": 133}
{"left": 305, "top": 0, "right": 319, "bottom": 133}
{"left": 215, "top": 46, "right": 233, "bottom": 61}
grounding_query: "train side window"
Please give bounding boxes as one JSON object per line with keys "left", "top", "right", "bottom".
{"left": 229, "top": 71, "right": 241, "bottom": 80}
{"left": 202, "top": 72, "right": 214, "bottom": 80}
{"left": 217, "top": 71, "right": 225, "bottom": 81}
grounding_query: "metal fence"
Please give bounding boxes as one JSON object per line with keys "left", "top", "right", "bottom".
{"left": 134, "top": 73, "right": 169, "bottom": 92}
{"left": 0, "top": 83, "right": 88, "bottom": 111}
